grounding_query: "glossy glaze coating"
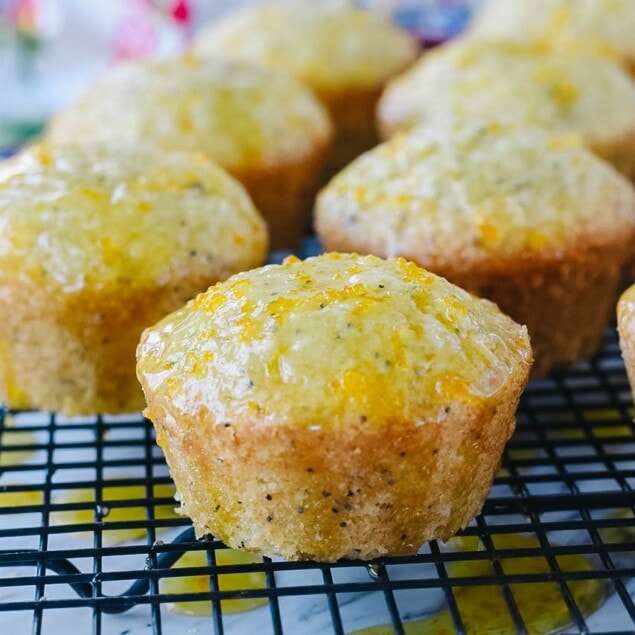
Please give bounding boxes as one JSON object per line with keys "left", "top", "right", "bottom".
{"left": 0, "top": 144, "right": 267, "bottom": 290}
{"left": 138, "top": 253, "right": 531, "bottom": 427}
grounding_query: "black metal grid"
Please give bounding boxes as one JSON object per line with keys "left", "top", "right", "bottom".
{"left": 1, "top": 244, "right": 635, "bottom": 634}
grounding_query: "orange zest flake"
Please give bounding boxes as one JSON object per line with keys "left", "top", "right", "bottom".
{"left": 239, "top": 298, "right": 256, "bottom": 315}
{"left": 99, "top": 237, "right": 121, "bottom": 266}
{"left": 178, "top": 109, "right": 195, "bottom": 133}
{"left": 394, "top": 257, "right": 426, "bottom": 282}
{"left": 454, "top": 49, "right": 477, "bottom": 69}
{"left": 235, "top": 315, "right": 260, "bottom": 342}
{"left": 435, "top": 374, "right": 479, "bottom": 402}
{"left": 265, "top": 344, "right": 288, "bottom": 378}
{"left": 548, "top": 133, "right": 582, "bottom": 151}
{"left": 266, "top": 296, "right": 296, "bottom": 317}
{"left": 35, "top": 146, "right": 53, "bottom": 166}
{"left": 390, "top": 331, "right": 407, "bottom": 369}
{"left": 549, "top": 5, "right": 572, "bottom": 30}
{"left": 330, "top": 368, "right": 385, "bottom": 406}
{"left": 165, "top": 376, "right": 179, "bottom": 392}
{"left": 294, "top": 272, "right": 314, "bottom": 286}
{"left": 266, "top": 283, "right": 375, "bottom": 318}
{"left": 198, "top": 292, "right": 226, "bottom": 312}
{"left": 319, "top": 283, "right": 367, "bottom": 303}
{"left": 354, "top": 186, "right": 367, "bottom": 203}
{"left": 201, "top": 350, "right": 214, "bottom": 364}
{"left": 486, "top": 121, "right": 512, "bottom": 136}
{"left": 81, "top": 186, "right": 105, "bottom": 201}
{"left": 393, "top": 193, "right": 412, "bottom": 205}
{"left": 184, "top": 350, "right": 214, "bottom": 378}
{"left": 183, "top": 352, "right": 199, "bottom": 372}
{"left": 282, "top": 255, "right": 301, "bottom": 266}
{"left": 550, "top": 81, "right": 579, "bottom": 110}
{"left": 136, "top": 200, "right": 153, "bottom": 213}
{"left": 478, "top": 223, "right": 499, "bottom": 243}
{"left": 231, "top": 279, "right": 254, "bottom": 299}
{"left": 441, "top": 295, "right": 468, "bottom": 321}
{"left": 527, "top": 230, "right": 548, "bottom": 250}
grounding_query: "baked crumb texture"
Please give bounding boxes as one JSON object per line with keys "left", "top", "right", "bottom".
{"left": 48, "top": 56, "right": 333, "bottom": 248}
{"left": 618, "top": 284, "right": 635, "bottom": 398}
{"left": 137, "top": 253, "right": 532, "bottom": 561}
{"left": 316, "top": 122, "right": 635, "bottom": 376}
{"left": 194, "top": 1, "right": 419, "bottom": 175}
{"left": 0, "top": 143, "right": 268, "bottom": 415}
{"left": 377, "top": 38, "right": 635, "bottom": 180}
{"left": 469, "top": 0, "right": 635, "bottom": 75}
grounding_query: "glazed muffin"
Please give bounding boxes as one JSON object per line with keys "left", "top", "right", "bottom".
{"left": 377, "top": 39, "right": 635, "bottom": 180}
{"left": 0, "top": 143, "right": 267, "bottom": 415}
{"left": 137, "top": 253, "right": 532, "bottom": 562}
{"left": 469, "top": 0, "right": 635, "bottom": 75}
{"left": 194, "top": 1, "right": 419, "bottom": 176}
{"left": 617, "top": 284, "right": 635, "bottom": 396}
{"left": 316, "top": 122, "right": 635, "bottom": 376}
{"left": 48, "top": 57, "right": 332, "bottom": 249}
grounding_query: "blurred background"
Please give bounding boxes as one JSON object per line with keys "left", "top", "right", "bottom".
{"left": 0, "top": 0, "right": 485, "bottom": 149}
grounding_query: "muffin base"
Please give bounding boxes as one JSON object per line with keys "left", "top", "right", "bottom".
{"left": 617, "top": 293, "right": 635, "bottom": 396}
{"left": 467, "top": 253, "right": 622, "bottom": 376}
{"left": 144, "top": 367, "right": 528, "bottom": 562}
{"left": 591, "top": 128, "right": 635, "bottom": 183}
{"left": 319, "top": 85, "right": 383, "bottom": 181}
{"left": 234, "top": 141, "right": 330, "bottom": 250}
{"left": 448, "top": 250, "right": 623, "bottom": 376}
{"left": 0, "top": 275, "right": 226, "bottom": 415}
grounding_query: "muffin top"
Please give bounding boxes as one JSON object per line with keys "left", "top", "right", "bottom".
{"left": 136, "top": 253, "right": 532, "bottom": 427}
{"left": 469, "top": 0, "right": 635, "bottom": 66}
{"left": 193, "top": 1, "right": 419, "bottom": 96}
{"left": 0, "top": 144, "right": 268, "bottom": 291}
{"left": 316, "top": 122, "right": 635, "bottom": 270}
{"left": 378, "top": 39, "right": 635, "bottom": 143}
{"left": 47, "top": 57, "right": 332, "bottom": 172}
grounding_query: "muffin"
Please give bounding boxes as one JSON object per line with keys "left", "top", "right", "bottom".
{"left": 469, "top": 0, "right": 635, "bottom": 75}
{"left": 316, "top": 122, "right": 635, "bottom": 376}
{"left": 0, "top": 143, "right": 267, "bottom": 415}
{"left": 377, "top": 39, "right": 635, "bottom": 180}
{"left": 48, "top": 57, "right": 332, "bottom": 249}
{"left": 617, "top": 284, "right": 635, "bottom": 396}
{"left": 137, "top": 253, "right": 532, "bottom": 561}
{"left": 194, "top": 1, "right": 419, "bottom": 176}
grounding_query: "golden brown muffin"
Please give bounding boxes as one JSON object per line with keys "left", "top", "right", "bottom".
{"left": 137, "top": 253, "right": 532, "bottom": 562}
{"left": 377, "top": 39, "right": 635, "bottom": 180}
{"left": 0, "top": 143, "right": 268, "bottom": 415}
{"left": 469, "top": 0, "right": 635, "bottom": 76}
{"left": 47, "top": 57, "right": 332, "bottom": 249}
{"left": 194, "top": 1, "right": 419, "bottom": 176}
{"left": 316, "top": 122, "right": 635, "bottom": 376}
{"left": 617, "top": 284, "right": 635, "bottom": 396}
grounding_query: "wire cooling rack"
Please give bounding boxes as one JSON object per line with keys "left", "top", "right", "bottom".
{"left": 1, "top": 240, "right": 635, "bottom": 635}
